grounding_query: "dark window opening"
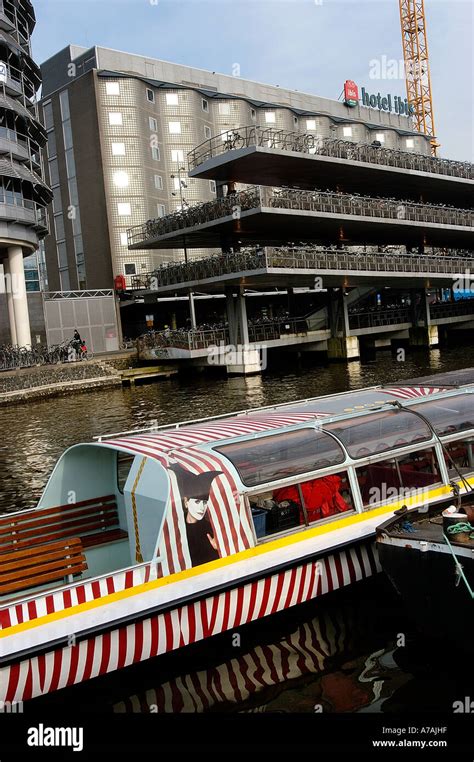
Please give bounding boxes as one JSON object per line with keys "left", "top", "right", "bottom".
{"left": 117, "top": 453, "right": 135, "bottom": 493}
{"left": 444, "top": 437, "right": 474, "bottom": 477}
{"left": 248, "top": 470, "right": 354, "bottom": 540}
{"left": 356, "top": 448, "right": 442, "bottom": 508}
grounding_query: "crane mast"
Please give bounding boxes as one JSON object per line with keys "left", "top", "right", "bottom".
{"left": 399, "top": 0, "right": 439, "bottom": 155}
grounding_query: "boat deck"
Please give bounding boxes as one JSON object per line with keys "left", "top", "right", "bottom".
{"left": 388, "top": 514, "right": 474, "bottom": 547}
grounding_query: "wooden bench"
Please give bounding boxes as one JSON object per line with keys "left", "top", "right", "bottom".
{"left": 0, "top": 495, "right": 128, "bottom": 554}
{"left": 0, "top": 537, "right": 88, "bottom": 597}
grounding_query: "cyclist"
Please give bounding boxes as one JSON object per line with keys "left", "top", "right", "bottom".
{"left": 70, "top": 329, "right": 82, "bottom": 359}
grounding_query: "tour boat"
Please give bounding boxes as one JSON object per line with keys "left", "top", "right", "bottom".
{"left": 1, "top": 371, "right": 474, "bottom": 703}
{"left": 376, "top": 492, "right": 474, "bottom": 644}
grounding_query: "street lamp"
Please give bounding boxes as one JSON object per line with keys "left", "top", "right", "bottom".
{"left": 170, "top": 167, "right": 189, "bottom": 262}
{"left": 170, "top": 167, "right": 196, "bottom": 329}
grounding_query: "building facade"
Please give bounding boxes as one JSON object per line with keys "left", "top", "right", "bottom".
{"left": 0, "top": 0, "right": 51, "bottom": 346}
{"left": 40, "top": 45, "right": 431, "bottom": 290}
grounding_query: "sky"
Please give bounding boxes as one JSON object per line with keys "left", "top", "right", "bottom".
{"left": 32, "top": 0, "right": 473, "bottom": 161}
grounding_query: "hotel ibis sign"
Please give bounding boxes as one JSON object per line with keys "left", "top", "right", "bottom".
{"left": 343, "top": 80, "right": 415, "bottom": 116}
{"left": 343, "top": 80, "right": 359, "bottom": 107}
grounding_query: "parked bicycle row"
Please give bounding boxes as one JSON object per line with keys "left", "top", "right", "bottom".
{"left": 0, "top": 331, "right": 91, "bottom": 371}
{"left": 139, "top": 243, "right": 474, "bottom": 290}
{"left": 188, "top": 126, "right": 473, "bottom": 179}
{"left": 130, "top": 184, "right": 473, "bottom": 247}
{"left": 265, "top": 187, "right": 473, "bottom": 225}
{"left": 138, "top": 316, "right": 311, "bottom": 352}
{"left": 130, "top": 187, "right": 260, "bottom": 245}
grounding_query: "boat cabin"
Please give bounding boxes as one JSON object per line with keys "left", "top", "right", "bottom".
{"left": 1, "top": 380, "right": 473, "bottom": 602}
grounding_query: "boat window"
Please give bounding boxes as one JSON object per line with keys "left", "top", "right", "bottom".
{"left": 356, "top": 448, "right": 442, "bottom": 508}
{"left": 443, "top": 437, "right": 474, "bottom": 477}
{"left": 248, "top": 470, "right": 354, "bottom": 541}
{"left": 117, "top": 452, "right": 135, "bottom": 493}
{"left": 412, "top": 394, "right": 474, "bottom": 437}
{"left": 215, "top": 428, "right": 345, "bottom": 487}
{"left": 325, "top": 409, "right": 432, "bottom": 460}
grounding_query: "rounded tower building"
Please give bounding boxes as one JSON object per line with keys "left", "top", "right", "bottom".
{"left": 0, "top": 0, "right": 51, "bottom": 347}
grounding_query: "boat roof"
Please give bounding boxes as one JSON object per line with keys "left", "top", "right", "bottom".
{"left": 95, "top": 372, "right": 474, "bottom": 462}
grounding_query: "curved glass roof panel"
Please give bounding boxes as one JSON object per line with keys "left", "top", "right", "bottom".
{"left": 325, "top": 409, "right": 432, "bottom": 459}
{"left": 411, "top": 394, "right": 474, "bottom": 437}
{"left": 268, "top": 387, "right": 449, "bottom": 418}
{"left": 215, "top": 427, "right": 345, "bottom": 487}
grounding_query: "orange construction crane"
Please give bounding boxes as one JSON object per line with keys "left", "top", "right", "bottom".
{"left": 398, "top": 0, "right": 440, "bottom": 155}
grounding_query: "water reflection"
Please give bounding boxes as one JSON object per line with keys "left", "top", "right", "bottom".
{"left": 1, "top": 345, "right": 473, "bottom": 513}
{"left": 112, "top": 584, "right": 411, "bottom": 714}
{"left": 428, "top": 348, "right": 443, "bottom": 371}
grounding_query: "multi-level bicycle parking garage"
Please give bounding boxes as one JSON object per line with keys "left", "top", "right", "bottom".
{"left": 127, "top": 129, "right": 474, "bottom": 372}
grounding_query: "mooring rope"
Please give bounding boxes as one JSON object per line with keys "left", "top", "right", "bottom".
{"left": 443, "top": 532, "right": 474, "bottom": 599}
{"left": 446, "top": 521, "right": 474, "bottom": 539}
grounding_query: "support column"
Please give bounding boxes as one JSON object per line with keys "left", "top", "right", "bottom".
{"left": 287, "top": 287, "right": 296, "bottom": 318}
{"left": 409, "top": 289, "right": 439, "bottom": 347}
{"left": 235, "top": 292, "right": 249, "bottom": 345}
{"left": 224, "top": 288, "right": 261, "bottom": 375}
{"left": 8, "top": 246, "right": 31, "bottom": 348}
{"left": 225, "top": 287, "right": 237, "bottom": 346}
{"left": 188, "top": 291, "right": 196, "bottom": 330}
{"left": 327, "top": 288, "right": 360, "bottom": 361}
{"left": 3, "top": 258, "right": 18, "bottom": 345}
{"left": 410, "top": 325, "right": 439, "bottom": 347}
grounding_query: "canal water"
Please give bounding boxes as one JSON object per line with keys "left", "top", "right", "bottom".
{"left": 2, "top": 344, "right": 474, "bottom": 712}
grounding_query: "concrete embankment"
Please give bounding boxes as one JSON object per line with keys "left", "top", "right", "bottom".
{"left": 0, "top": 355, "right": 131, "bottom": 406}
{"left": 0, "top": 353, "right": 181, "bottom": 405}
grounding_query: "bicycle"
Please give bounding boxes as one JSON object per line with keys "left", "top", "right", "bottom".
{"left": 222, "top": 130, "right": 245, "bottom": 151}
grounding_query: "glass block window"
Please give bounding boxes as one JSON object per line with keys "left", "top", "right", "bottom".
{"left": 106, "top": 82, "right": 120, "bottom": 96}
{"left": 109, "top": 112, "right": 123, "bottom": 126}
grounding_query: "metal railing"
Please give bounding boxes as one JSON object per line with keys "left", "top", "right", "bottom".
{"left": 348, "top": 308, "right": 412, "bottom": 330}
{"left": 188, "top": 126, "right": 473, "bottom": 179}
{"left": 128, "top": 186, "right": 474, "bottom": 248}
{"left": 264, "top": 249, "right": 474, "bottom": 275}
{"left": 0, "top": 195, "right": 48, "bottom": 227}
{"left": 0, "top": 58, "right": 37, "bottom": 98}
{"left": 263, "top": 187, "right": 473, "bottom": 227}
{"left": 43, "top": 290, "right": 115, "bottom": 300}
{"left": 248, "top": 318, "right": 309, "bottom": 341}
{"left": 138, "top": 328, "right": 229, "bottom": 352}
{"left": 0, "top": 125, "right": 40, "bottom": 161}
{"left": 1, "top": 0, "right": 35, "bottom": 40}
{"left": 133, "top": 247, "right": 474, "bottom": 291}
{"left": 35, "top": 205, "right": 48, "bottom": 230}
{"left": 138, "top": 318, "right": 312, "bottom": 353}
{"left": 430, "top": 298, "right": 474, "bottom": 319}
{"left": 128, "top": 186, "right": 261, "bottom": 247}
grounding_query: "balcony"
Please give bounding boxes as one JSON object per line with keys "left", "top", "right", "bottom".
{"left": 128, "top": 186, "right": 474, "bottom": 251}
{"left": 0, "top": 0, "right": 35, "bottom": 36}
{"left": 130, "top": 247, "right": 474, "bottom": 295}
{"left": 0, "top": 190, "right": 46, "bottom": 221}
{"left": 0, "top": 59, "right": 37, "bottom": 100}
{"left": 137, "top": 318, "right": 312, "bottom": 354}
{"left": 189, "top": 127, "right": 473, "bottom": 179}
{"left": 187, "top": 128, "right": 473, "bottom": 206}
{"left": 348, "top": 307, "right": 412, "bottom": 331}
{"left": 0, "top": 125, "right": 27, "bottom": 159}
{"left": 430, "top": 298, "right": 474, "bottom": 320}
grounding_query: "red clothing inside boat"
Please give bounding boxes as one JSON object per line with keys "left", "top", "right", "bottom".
{"left": 273, "top": 475, "right": 349, "bottom": 524}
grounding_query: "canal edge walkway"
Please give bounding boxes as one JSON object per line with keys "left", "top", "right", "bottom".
{"left": 0, "top": 354, "right": 127, "bottom": 406}
{"left": 0, "top": 352, "right": 182, "bottom": 406}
